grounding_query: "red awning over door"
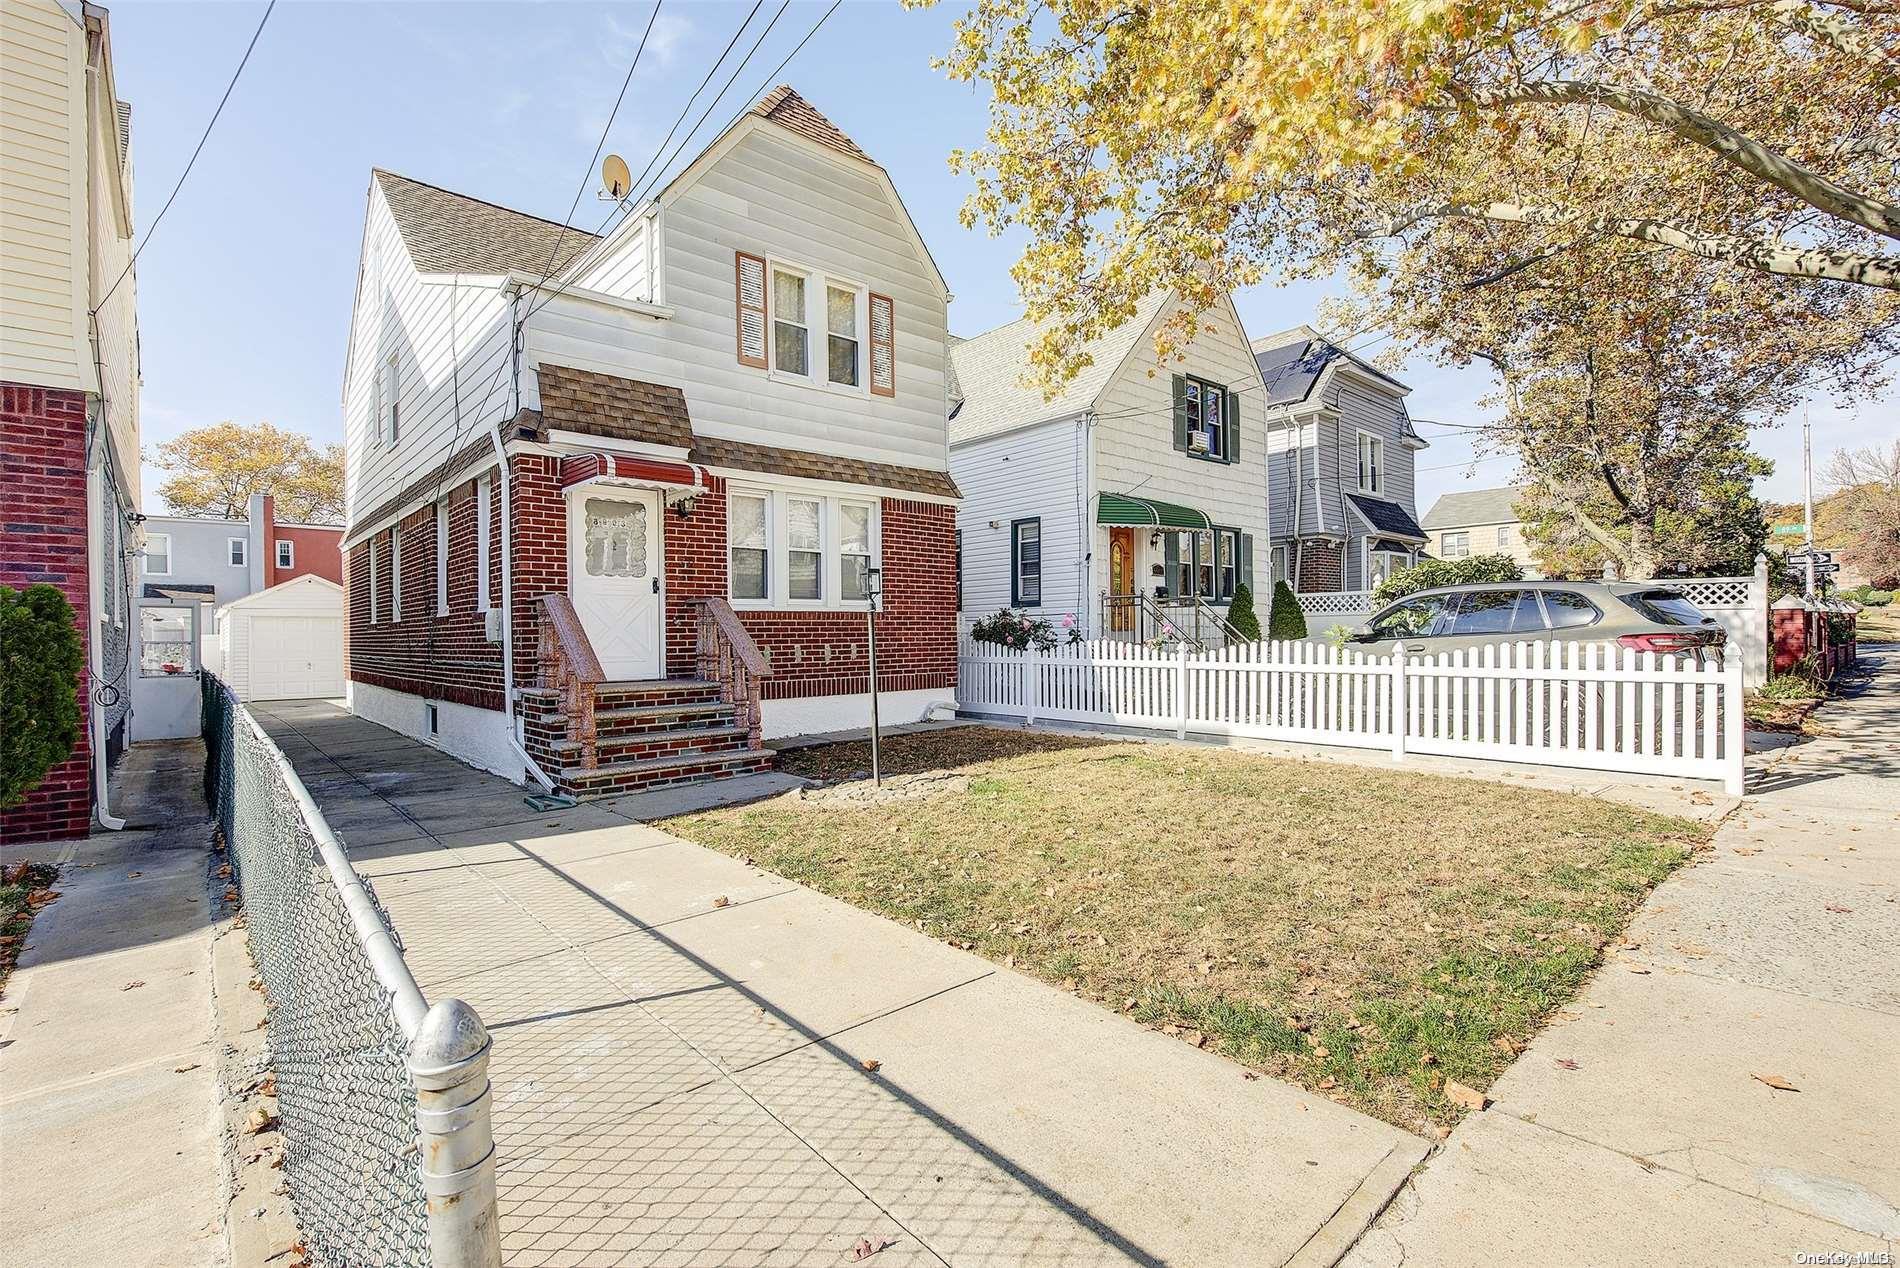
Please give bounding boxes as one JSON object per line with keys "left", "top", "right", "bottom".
{"left": 558, "top": 453, "right": 710, "bottom": 492}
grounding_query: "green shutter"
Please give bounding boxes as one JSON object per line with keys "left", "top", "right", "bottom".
{"left": 1240, "top": 533, "right": 1254, "bottom": 590}
{"left": 1224, "top": 387, "right": 1240, "bottom": 464}
{"left": 1163, "top": 532, "right": 1180, "bottom": 596}
{"left": 1171, "top": 374, "right": 1190, "bottom": 452}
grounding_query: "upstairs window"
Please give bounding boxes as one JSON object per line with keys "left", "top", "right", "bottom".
{"left": 1173, "top": 376, "right": 1237, "bottom": 464}
{"left": 772, "top": 269, "right": 809, "bottom": 376}
{"left": 276, "top": 539, "right": 294, "bottom": 570}
{"left": 1357, "top": 432, "right": 1384, "bottom": 494}
{"left": 1495, "top": 525, "right": 1511, "bottom": 549}
{"left": 1441, "top": 531, "right": 1470, "bottom": 559}
{"left": 143, "top": 532, "right": 171, "bottom": 576}
{"left": 379, "top": 351, "right": 401, "bottom": 446}
{"left": 228, "top": 537, "right": 247, "bottom": 567}
{"left": 826, "top": 285, "right": 860, "bottom": 387}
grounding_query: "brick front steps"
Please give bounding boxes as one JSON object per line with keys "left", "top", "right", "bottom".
{"left": 521, "top": 678, "right": 773, "bottom": 798}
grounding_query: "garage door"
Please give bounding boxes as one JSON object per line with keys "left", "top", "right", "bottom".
{"left": 246, "top": 614, "right": 346, "bottom": 700}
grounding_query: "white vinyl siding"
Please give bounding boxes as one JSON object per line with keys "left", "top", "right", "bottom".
{"left": 518, "top": 124, "right": 949, "bottom": 475}
{"left": 949, "top": 417, "right": 1085, "bottom": 622}
{"left": 0, "top": 0, "right": 88, "bottom": 393}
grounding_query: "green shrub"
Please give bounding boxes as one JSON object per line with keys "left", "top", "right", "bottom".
{"left": 1372, "top": 553, "right": 1523, "bottom": 605}
{"left": 1226, "top": 582, "right": 1262, "bottom": 641}
{"left": 1756, "top": 658, "right": 1828, "bottom": 701}
{"left": 1860, "top": 590, "right": 1892, "bottom": 606}
{"left": 970, "top": 608, "right": 1058, "bottom": 651}
{"left": 1267, "top": 581, "right": 1308, "bottom": 641}
{"left": 1, "top": 584, "right": 84, "bottom": 810}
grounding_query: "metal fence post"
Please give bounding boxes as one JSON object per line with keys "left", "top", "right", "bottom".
{"left": 1389, "top": 642, "right": 1407, "bottom": 763}
{"left": 410, "top": 999, "right": 502, "bottom": 1268}
{"left": 1175, "top": 643, "right": 1190, "bottom": 739}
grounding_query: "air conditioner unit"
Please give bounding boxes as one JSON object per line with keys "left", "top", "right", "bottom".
{"left": 1188, "top": 431, "right": 1210, "bottom": 455}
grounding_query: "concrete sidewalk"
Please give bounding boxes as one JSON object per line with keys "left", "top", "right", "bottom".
{"left": 255, "top": 699, "right": 1431, "bottom": 1267}
{"left": 1343, "top": 648, "right": 1900, "bottom": 1267}
{"left": 0, "top": 740, "right": 226, "bottom": 1267}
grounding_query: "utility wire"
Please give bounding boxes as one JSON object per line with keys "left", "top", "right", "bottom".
{"left": 94, "top": 0, "right": 275, "bottom": 313}
{"left": 531, "top": 0, "right": 667, "bottom": 289}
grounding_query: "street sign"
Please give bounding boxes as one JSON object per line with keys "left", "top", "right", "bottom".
{"left": 1786, "top": 548, "right": 1834, "bottom": 564}
{"left": 1772, "top": 524, "right": 1806, "bottom": 536}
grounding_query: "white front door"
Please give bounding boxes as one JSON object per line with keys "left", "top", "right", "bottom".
{"left": 568, "top": 488, "right": 663, "bottom": 680}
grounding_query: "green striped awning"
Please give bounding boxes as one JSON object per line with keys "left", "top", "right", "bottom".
{"left": 1097, "top": 492, "right": 1212, "bottom": 530}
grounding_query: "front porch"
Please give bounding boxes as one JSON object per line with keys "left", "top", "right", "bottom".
{"left": 1094, "top": 492, "right": 1252, "bottom": 649}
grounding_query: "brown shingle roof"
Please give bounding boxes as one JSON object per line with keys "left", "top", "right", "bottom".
{"left": 373, "top": 169, "right": 598, "bottom": 276}
{"left": 689, "top": 435, "right": 958, "bottom": 501}
{"left": 534, "top": 364, "right": 695, "bottom": 450}
{"left": 752, "top": 85, "right": 872, "bottom": 164}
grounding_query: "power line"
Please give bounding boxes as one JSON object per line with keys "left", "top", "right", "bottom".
{"left": 532, "top": 0, "right": 667, "bottom": 289}
{"left": 94, "top": 0, "right": 275, "bottom": 313}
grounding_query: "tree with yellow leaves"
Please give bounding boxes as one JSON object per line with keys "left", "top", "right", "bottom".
{"left": 150, "top": 421, "right": 344, "bottom": 524}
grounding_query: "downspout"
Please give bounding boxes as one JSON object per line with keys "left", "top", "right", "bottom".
{"left": 84, "top": 412, "right": 125, "bottom": 830}
{"left": 494, "top": 282, "right": 555, "bottom": 792}
{"left": 1078, "top": 411, "right": 1095, "bottom": 637}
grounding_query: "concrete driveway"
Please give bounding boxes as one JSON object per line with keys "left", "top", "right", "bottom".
{"left": 255, "top": 700, "right": 1429, "bottom": 1268}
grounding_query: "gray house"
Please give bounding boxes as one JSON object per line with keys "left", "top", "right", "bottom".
{"left": 1253, "top": 326, "right": 1430, "bottom": 596}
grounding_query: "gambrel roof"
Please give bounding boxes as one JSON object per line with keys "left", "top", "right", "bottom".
{"left": 372, "top": 169, "right": 599, "bottom": 275}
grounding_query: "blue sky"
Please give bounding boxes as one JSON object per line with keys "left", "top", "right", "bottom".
{"left": 110, "top": 0, "right": 1892, "bottom": 516}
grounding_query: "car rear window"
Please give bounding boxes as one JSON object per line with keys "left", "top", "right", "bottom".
{"left": 1445, "top": 590, "right": 1545, "bottom": 636}
{"left": 1620, "top": 589, "right": 1710, "bottom": 626}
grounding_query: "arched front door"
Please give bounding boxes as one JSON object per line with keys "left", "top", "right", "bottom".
{"left": 1108, "top": 527, "right": 1135, "bottom": 631}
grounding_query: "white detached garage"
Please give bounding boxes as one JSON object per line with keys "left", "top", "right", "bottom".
{"left": 218, "top": 575, "right": 347, "bottom": 701}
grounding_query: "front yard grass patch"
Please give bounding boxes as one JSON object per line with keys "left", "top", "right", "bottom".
{"left": 667, "top": 727, "right": 1705, "bottom": 1134}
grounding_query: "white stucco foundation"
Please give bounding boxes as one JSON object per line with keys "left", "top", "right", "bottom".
{"left": 346, "top": 680, "right": 524, "bottom": 782}
{"left": 760, "top": 688, "right": 952, "bottom": 741}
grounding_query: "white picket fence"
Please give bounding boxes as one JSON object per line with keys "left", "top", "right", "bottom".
{"left": 958, "top": 637, "right": 1746, "bottom": 795}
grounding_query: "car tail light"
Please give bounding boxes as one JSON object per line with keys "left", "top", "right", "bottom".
{"left": 1617, "top": 632, "right": 1714, "bottom": 655}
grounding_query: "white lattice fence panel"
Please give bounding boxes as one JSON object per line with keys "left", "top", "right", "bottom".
{"left": 1296, "top": 591, "right": 1377, "bottom": 616}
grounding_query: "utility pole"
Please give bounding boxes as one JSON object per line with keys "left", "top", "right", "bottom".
{"left": 1802, "top": 411, "right": 1816, "bottom": 600}
{"left": 865, "top": 566, "right": 882, "bottom": 785}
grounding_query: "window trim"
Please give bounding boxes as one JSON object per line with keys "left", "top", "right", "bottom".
{"left": 382, "top": 351, "right": 401, "bottom": 447}
{"left": 1357, "top": 430, "right": 1384, "bottom": 495}
{"left": 275, "top": 538, "right": 294, "bottom": 570}
{"left": 1440, "top": 530, "right": 1470, "bottom": 559}
{"left": 434, "top": 500, "right": 450, "bottom": 616}
{"left": 785, "top": 493, "right": 826, "bottom": 604}
{"left": 726, "top": 485, "right": 881, "bottom": 612}
{"left": 762, "top": 256, "right": 872, "bottom": 399}
{"left": 390, "top": 527, "right": 403, "bottom": 622}
{"left": 839, "top": 499, "right": 875, "bottom": 604}
{"left": 139, "top": 604, "right": 198, "bottom": 677}
{"left": 369, "top": 536, "right": 381, "bottom": 623}
{"left": 476, "top": 475, "right": 492, "bottom": 613}
{"left": 228, "top": 536, "right": 247, "bottom": 567}
{"left": 1184, "top": 375, "right": 1229, "bottom": 463}
{"left": 1011, "top": 517, "right": 1043, "bottom": 608}
{"left": 143, "top": 531, "right": 172, "bottom": 577}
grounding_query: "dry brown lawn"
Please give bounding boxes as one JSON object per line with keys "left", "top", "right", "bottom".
{"left": 666, "top": 726, "right": 1705, "bottom": 1135}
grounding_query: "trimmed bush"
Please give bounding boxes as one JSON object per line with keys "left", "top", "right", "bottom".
{"left": 2, "top": 584, "right": 84, "bottom": 810}
{"left": 1267, "top": 581, "right": 1308, "bottom": 640}
{"left": 1226, "top": 582, "right": 1262, "bottom": 641}
{"left": 970, "top": 608, "right": 1059, "bottom": 651}
{"left": 1372, "top": 553, "right": 1523, "bottom": 605}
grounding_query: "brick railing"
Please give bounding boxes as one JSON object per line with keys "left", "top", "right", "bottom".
{"left": 692, "top": 597, "right": 773, "bottom": 748}
{"left": 536, "top": 594, "right": 605, "bottom": 770}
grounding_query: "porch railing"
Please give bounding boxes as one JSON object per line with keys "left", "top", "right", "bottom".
{"left": 1100, "top": 593, "right": 1241, "bottom": 651}
{"left": 692, "top": 597, "right": 773, "bottom": 747}
{"left": 536, "top": 594, "right": 604, "bottom": 769}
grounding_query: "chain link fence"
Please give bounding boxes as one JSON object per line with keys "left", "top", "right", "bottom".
{"left": 202, "top": 674, "right": 500, "bottom": 1267}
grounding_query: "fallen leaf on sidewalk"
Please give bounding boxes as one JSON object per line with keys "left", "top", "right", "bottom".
{"left": 1733, "top": 847, "right": 1761, "bottom": 856}
{"left": 246, "top": 1108, "right": 279, "bottom": 1135}
{"left": 126, "top": 871, "right": 141, "bottom": 879}
{"left": 712, "top": 896, "right": 730, "bottom": 908}
{"left": 1752, "top": 1073, "right": 1801, "bottom": 1092}
{"left": 1242, "top": 1071, "right": 1261, "bottom": 1081}
{"left": 173, "top": 1063, "right": 200, "bottom": 1073}
{"left": 1555, "top": 1058, "right": 1581, "bottom": 1070}
{"left": 1825, "top": 903, "right": 1853, "bottom": 914}
{"left": 122, "top": 980, "right": 145, "bottom": 991}
{"left": 850, "top": 1235, "right": 896, "bottom": 1260}
{"left": 859, "top": 1058, "right": 881, "bottom": 1073}
{"left": 1672, "top": 942, "right": 1711, "bottom": 958}
{"left": 1627, "top": 966, "right": 1651, "bottom": 975}
{"left": 25, "top": 889, "right": 59, "bottom": 908}
{"left": 1444, "top": 1081, "right": 1489, "bottom": 1111}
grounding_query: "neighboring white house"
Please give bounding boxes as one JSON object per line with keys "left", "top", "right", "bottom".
{"left": 1421, "top": 485, "right": 1543, "bottom": 577}
{"left": 948, "top": 291, "right": 1271, "bottom": 644}
{"left": 1253, "top": 326, "right": 1431, "bottom": 598}
{"left": 218, "top": 575, "right": 347, "bottom": 702}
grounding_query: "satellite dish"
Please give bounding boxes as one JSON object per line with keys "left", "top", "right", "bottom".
{"left": 602, "top": 154, "right": 631, "bottom": 200}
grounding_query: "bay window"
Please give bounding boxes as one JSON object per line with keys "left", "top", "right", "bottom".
{"left": 728, "top": 487, "right": 880, "bottom": 609}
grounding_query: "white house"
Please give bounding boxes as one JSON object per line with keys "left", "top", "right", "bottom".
{"left": 948, "top": 292, "right": 1272, "bottom": 645}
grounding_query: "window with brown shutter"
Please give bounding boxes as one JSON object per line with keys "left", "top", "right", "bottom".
{"left": 868, "top": 292, "right": 895, "bottom": 397}
{"left": 735, "top": 251, "right": 767, "bottom": 368}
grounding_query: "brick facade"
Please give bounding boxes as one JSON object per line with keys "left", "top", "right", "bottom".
{"left": 346, "top": 452, "right": 958, "bottom": 712}
{"left": 1, "top": 383, "right": 94, "bottom": 841}
{"left": 1296, "top": 539, "right": 1345, "bottom": 593}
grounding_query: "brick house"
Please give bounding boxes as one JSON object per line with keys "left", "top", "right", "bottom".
{"left": 339, "top": 88, "right": 958, "bottom": 797}
{"left": 0, "top": 0, "right": 140, "bottom": 841}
